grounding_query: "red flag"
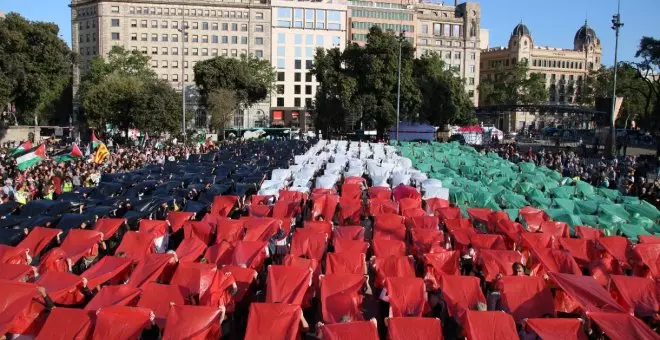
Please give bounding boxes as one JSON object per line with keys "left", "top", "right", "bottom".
{"left": 70, "top": 143, "right": 83, "bottom": 158}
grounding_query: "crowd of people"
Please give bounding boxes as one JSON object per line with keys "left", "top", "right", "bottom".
{"left": 481, "top": 143, "right": 660, "bottom": 208}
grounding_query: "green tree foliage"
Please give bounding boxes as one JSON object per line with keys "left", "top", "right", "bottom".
{"left": 207, "top": 88, "right": 238, "bottom": 138}
{"left": 478, "top": 60, "right": 548, "bottom": 106}
{"left": 633, "top": 37, "right": 660, "bottom": 130}
{"left": 313, "top": 27, "right": 473, "bottom": 137}
{"left": 193, "top": 54, "right": 276, "bottom": 111}
{"left": 413, "top": 53, "right": 475, "bottom": 126}
{"left": 79, "top": 46, "right": 181, "bottom": 134}
{"left": 0, "top": 13, "right": 72, "bottom": 125}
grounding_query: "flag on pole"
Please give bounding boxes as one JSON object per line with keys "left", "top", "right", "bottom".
{"left": 10, "top": 141, "right": 32, "bottom": 157}
{"left": 94, "top": 143, "right": 110, "bottom": 164}
{"left": 17, "top": 144, "right": 46, "bottom": 171}
{"left": 54, "top": 143, "right": 84, "bottom": 163}
{"left": 84, "top": 143, "right": 91, "bottom": 157}
{"left": 91, "top": 131, "right": 101, "bottom": 150}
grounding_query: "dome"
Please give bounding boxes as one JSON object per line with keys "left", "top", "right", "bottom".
{"left": 511, "top": 23, "right": 531, "bottom": 38}
{"left": 574, "top": 22, "right": 598, "bottom": 48}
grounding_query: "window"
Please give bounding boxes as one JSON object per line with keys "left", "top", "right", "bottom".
{"left": 256, "top": 25, "right": 264, "bottom": 32}
{"left": 305, "top": 60, "right": 313, "bottom": 69}
{"left": 277, "top": 72, "right": 285, "bottom": 81}
{"left": 433, "top": 23, "right": 441, "bottom": 35}
{"left": 470, "top": 53, "right": 476, "bottom": 60}
{"left": 212, "top": 23, "right": 218, "bottom": 30}
{"left": 240, "top": 37, "right": 246, "bottom": 44}
{"left": 131, "top": 19, "right": 137, "bottom": 28}
{"left": 202, "top": 35, "right": 208, "bottom": 43}
{"left": 294, "top": 98, "right": 301, "bottom": 107}
{"left": 276, "top": 85, "right": 284, "bottom": 94}
{"left": 232, "top": 36, "right": 238, "bottom": 44}
{"left": 469, "top": 77, "right": 475, "bottom": 85}
{"left": 278, "top": 33, "right": 286, "bottom": 44}
{"left": 161, "top": 47, "right": 168, "bottom": 55}
{"left": 162, "top": 74, "right": 168, "bottom": 81}
{"left": 212, "top": 35, "right": 218, "bottom": 43}
{"left": 140, "top": 47, "right": 147, "bottom": 54}
{"left": 151, "top": 60, "right": 158, "bottom": 68}
{"left": 173, "top": 34, "right": 179, "bottom": 42}
{"left": 202, "top": 48, "right": 208, "bottom": 56}
{"left": 192, "top": 48, "right": 198, "bottom": 56}
{"left": 202, "top": 22, "right": 209, "bottom": 30}
{"left": 185, "top": 74, "right": 189, "bottom": 81}
{"left": 152, "top": 34, "right": 158, "bottom": 42}
{"left": 222, "top": 36, "right": 228, "bottom": 43}
{"left": 277, "top": 98, "right": 285, "bottom": 107}
{"left": 129, "top": 7, "right": 135, "bottom": 14}
{"left": 162, "top": 61, "right": 168, "bottom": 68}
{"left": 111, "top": 32, "right": 120, "bottom": 40}
{"left": 305, "top": 98, "right": 313, "bottom": 108}
{"left": 222, "top": 23, "right": 228, "bottom": 31}
{"left": 184, "top": 61, "right": 189, "bottom": 68}
{"left": 151, "top": 20, "right": 158, "bottom": 28}
{"left": 305, "top": 73, "right": 313, "bottom": 82}
{"left": 277, "top": 59, "right": 285, "bottom": 69}
{"left": 255, "top": 50, "right": 263, "bottom": 58}
{"left": 184, "top": 48, "right": 188, "bottom": 55}
{"left": 315, "top": 9, "right": 325, "bottom": 29}
{"left": 231, "top": 23, "right": 238, "bottom": 31}
{"left": 295, "top": 73, "right": 301, "bottom": 82}
{"left": 172, "top": 61, "right": 178, "bottom": 68}
{"left": 111, "top": 6, "right": 119, "bottom": 13}
{"left": 453, "top": 24, "right": 462, "bottom": 37}
{"left": 192, "top": 22, "right": 199, "bottom": 29}
{"left": 443, "top": 24, "right": 451, "bottom": 36}
{"left": 305, "top": 85, "right": 312, "bottom": 95}
{"left": 468, "top": 90, "right": 474, "bottom": 97}
{"left": 241, "top": 24, "right": 248, "bottom": 31}
{"left": 172, "top": 74, "right": 178, "bottom": 81}
{"left": 141, "top": 20, "right": 147, "bottom": 28}
{"left": 421, "top": 24, "right": 428, "bottom": 34}
{"left": 162, "top": 34, "right": 168, "bottom": 42}
{"left": 111, "top": 19, "right": 120, "bottom": 27}
{"left": 221, "top": 49, "right": 228, "bottom": 56}
{"left": 131, "top": 33, "right": 137, "bottom": 41}
{"left": 454, "top": 52, "right": 461, "bottom": 59}
{"left": 316, "top": 35, "right": 324, "bottom": 45}
{"left": 469, "top": 65, "right": 475, "bottom": 73}
{"left": 211, "top": 49, "right": 218, "bottom": 56}
{"left": 161, "top": 21, "right": 168, "bottom": 29}
{"left": 192, "top": 35, "right": 199, "bottom": 43}
{"left": 152, "top": 47, "right": 158, "bottom": 55}
{"left": 172, "top": 21, "right": 179, "bottom": 29}
{"left": 295, "top": 60, "right": 302, "bottom": 69}
{"left": 256, "top": 12, "right": 264, "bottom": 20}
{"left": 255, "top": 37, "right": 264, "bottom": 45}
{"left": 332, "top": 36, "right": 340, "bottom": 46}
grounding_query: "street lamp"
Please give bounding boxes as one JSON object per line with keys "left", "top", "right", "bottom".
{"left": 610, "top": 0, "right": 624, "bottom": 158}
{"left": 178, "top": 9, "right": 188, "bottom": 144}
{"left": 396, "top": 31, "right": 406, "bottom": 142}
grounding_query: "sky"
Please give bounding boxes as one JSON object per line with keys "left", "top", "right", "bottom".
{"left": 2, "top": 0, "right": 659, "bottom": 66}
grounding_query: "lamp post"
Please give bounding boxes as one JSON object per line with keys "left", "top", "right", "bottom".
{"left": 396, "top": 31, "right": 406, "bottom": 142}
{"left": 610, "top": 0, "right": 623, "bottom": 158}
{"left": 178, "top": 9, "right": 188, "bottom": 144}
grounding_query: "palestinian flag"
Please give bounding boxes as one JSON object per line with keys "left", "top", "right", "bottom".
{"left": 92, "top": 131, "right": 101, "bottom": 150}
{"left": 54, "top": 143, "right": 84, "bottom": 163}
{"left": 94, "top": 143, "right": 110, "bottom": 164}
{"left": 10, "top": 141, "right": 32, "bottom": 157}
{"left": 17, "top": 144, "right": 46, "bottom": 171}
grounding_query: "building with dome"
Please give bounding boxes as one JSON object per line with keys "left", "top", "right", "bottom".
{"left": 480, "top": 21, "right": 602, "bottom": 105}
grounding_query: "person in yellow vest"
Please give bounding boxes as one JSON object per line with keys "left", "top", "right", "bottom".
{"left": 43, "top": 184, "right": 54, "bottom": 200}
{"left": 62, "top": 177, "right": 74, "bottom": 193}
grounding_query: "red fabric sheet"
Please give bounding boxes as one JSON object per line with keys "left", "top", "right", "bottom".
{"left": 540, "top": 221, "right": 570, "bottom": 238}
{"left": 91, "top": 306, "right": 151, "bottom": 340}
{"left": 166, "top": 211, "right": 194, "bottom": 233}
{"left": 38, "top": 247, "right": 69, "bottom": 275}
{"left": 367, "top": 199, "right": 399, "bottom": 216}
{"left": 249, "top": 204, "right": 273, "bottom": 217}
{"left": 338, "top": 202, "right": 362, "bottom": 225}
{"left": 467, "top": 234, "right": 507, "bottom": 251}
{"left": 162, "top": 304, "right": 222, "bottom": 340}
{"left": 0, "top": 280, "right": 45, "bottom": 335}
{"left": 341, "top": 183, "right": 363, "bottom": 201}
{"left": 373, "top": 213, "right": 406, "bottom": 241}
{"left": 529, "top": 248, "right": 582, "bottom": 277}
{"left": 609, "top": 275, "right": 659, "bottom": 317}
{"left": 231, "top": 241, "right": 267, "bottom": 271}
{"left": 136, "top": 283, "right": 187, "bottom": 328}
{"left": 575, "top": 225, "right": 605, "bottom": 240}
{"left": 524, "top": 318, "right": 587, "bottom": 340}
{"left": 220, "top": 265, "right": 257, "bottom": 306}
{"left": 632, "top": 243, "right": 660, "bottom": 278}
{"left": 35, "top": 307, "right": 94, "bottom": 340}
{"left": 82, "top": 256, "right": 133, "bottom": 289}
{"left": 19, "top": 227, "right": 61, "bottom": 257}
{"left": 410, "top": 229, "right": 444, "bottom": 257}
{"left": 198, "top": 270, "right": 237, "bottom": 309}
{"left": 587, "top": 312, "right": 660, "bottom": 340}
{"left": 210, "top": 195, "right": 238, "bottom": 216}
{"left": 407, "top": 215, "right": 440, "bottom": 230}
{"left": 423, "top": 251, "right": 460, "bottom": 289}
{"left": 477, "top": 249, "right": 525, "bottom": 282}
{"left": 36, "top": 271, "right": 85, "bottom": 305}
{"left": 326, "top": 252, "right": 366, "bottom": 275}
{"left": 204, "top": 241, "right": 233, "bottom": 267}
{"left": 170, "top": 262, "right": 220, "bottom": 298}
{"left": 59, "top": 229, "right": 103, "bottom": 263}
{"left": 183, "top": 221, "right": 214, "bottom": 245}
{"left": 463, "top": 311, "right": 518, "bottom": 340}
{"left": 520, "top": 232, "right": 557, "bottom": 251}
{"left": 320, "top": 321, "right": 379, "bottom": 340}
{"left": 436, "top": 208, "right": 462, "bottom": 221}
{"left": 549, "top": 272, "right": 627, "bottom": 313}
{"left": 373, "top": 256, "right": 416, "bottom": 288}
{"left": 333, "top": 226, "right": 365, "bottom": 241}
{"left": 443, "top": 218, "right": 473, "bottom": 233}
{"left": 304, "top": 221, "right": 333, "bottom": 239}
{"left": 244, "top": 303, "right": 301, "bottom": 340}
{"left": 243, "top": 217, "right": 280, "bottom": 242}
{"left": 84, "top": 285, "right": 141, "bottom": 311}
{"left": 486, "top": 210, "right": 511, "bottom": 234}
{"left": 384, "top": 277, "right": 429, "bottom": 317}
{"left": 393, "top": 185, "right": 421, "bottom": 201}
{"left": 398, "top": 197, "right": 422, "bottom": 213}
{"left": 439, "top": 275, "right": 486, "bottom": 318}
{"left": 0, "top": 263, "right": 34, "bottom": 281}
{"left": 372, "top": 238, "right": 406, "bottom": 258}
{"left": 598, "top": 236, "right": 633, "bottom": 268}
{"left": 368, "top": 186, "right": 392, "bottom": 200}
{"left": 424, "top": 198, "right": 450, "bottom": 216}
{"left": 126, "top": 253, "right": 176, "bottom": 288}
{"left": 290, "top": 229, "right": 328, "bottom": 260}
{"left": 215, "top": 218, "right": 245, "bottom": 243}
{"left": 176, "top": 235, "right": 208, "bottom": 263}
{"left": 467, "top": 208, "right": 493, "bottom": 224}
{"left": 343, "top": 176, "right": 366, "bottom": 186}
{"left": 387, "top": 317, "right": 443, "bottom": 340}
{"left": 497, "top": 276, "right": 554, "bottom": 322}
{"left": 279, "top": 190, "right": 308, "bottom": 203}
{"left": 138, "top": 220, "right": 168, "bottom": 239}
{"left": 559, "top": 238, "right": 597, "bottom": 268}
{"left": 334, "top": 239, "right": 369, "bottom": 254}
{"left": 115, "top": 231, "right": 155, "bottom": 260}
{"left": 252, "top": 195, "right": 274, "bottom": 205}
{"left": 273, "top": 199, "right": 302, "bottom": 219}
{"left": 311, "top": 194, "right": 339, "bottom": 221}
{"left": 638, "top": 235, "right": 660, "bottom": 244}
{"left": 519, "top": 206, "right": 550, "bottom": 232}
{"left": 266, "top": 265, "right": 312, "bottom": 305}
{"left": 93, "top": 218, "right": 124, "bottom": 240}
{"left": 320, "top": 274, "right": 365, "bottom": 323}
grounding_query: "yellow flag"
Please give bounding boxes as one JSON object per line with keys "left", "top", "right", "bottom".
{"left": 94, "top": 143, "right": 110, "bottom": 164}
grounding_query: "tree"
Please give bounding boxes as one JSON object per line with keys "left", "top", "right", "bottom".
{"left": 79, "top": 46, "right": 181, "bottom": 135}
{"left": 413, "top": 53, "right": 475, "bottom": 125}
{"left": 632, "top": 37, "right": 660, "bottom": 130}
{"left": 207, "top": 88, "right": 238, "bottom": 139}
{"left": 478, "top": 60, "right": 548, "bottom": 106}
{"left": 0, "top": 13, "right": 72, "bottom": 125}
{"left": 193, "top": 54, "right": 276, "bottom": 114}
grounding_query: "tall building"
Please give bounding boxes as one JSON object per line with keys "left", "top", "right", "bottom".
{"left": 480, "top": 21, "right": 602, "bottom": 105}
{"left": 270, "top": 0, "right": 347, "bottom": 129}
{"left": 347, "top": 0, "right": 416, "bottom": 46}
{"left": 414, "top": 2, "right": 481, "bottom": 106}
{"left": 70, "top": 0, "right": 272, "bottom": 129}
